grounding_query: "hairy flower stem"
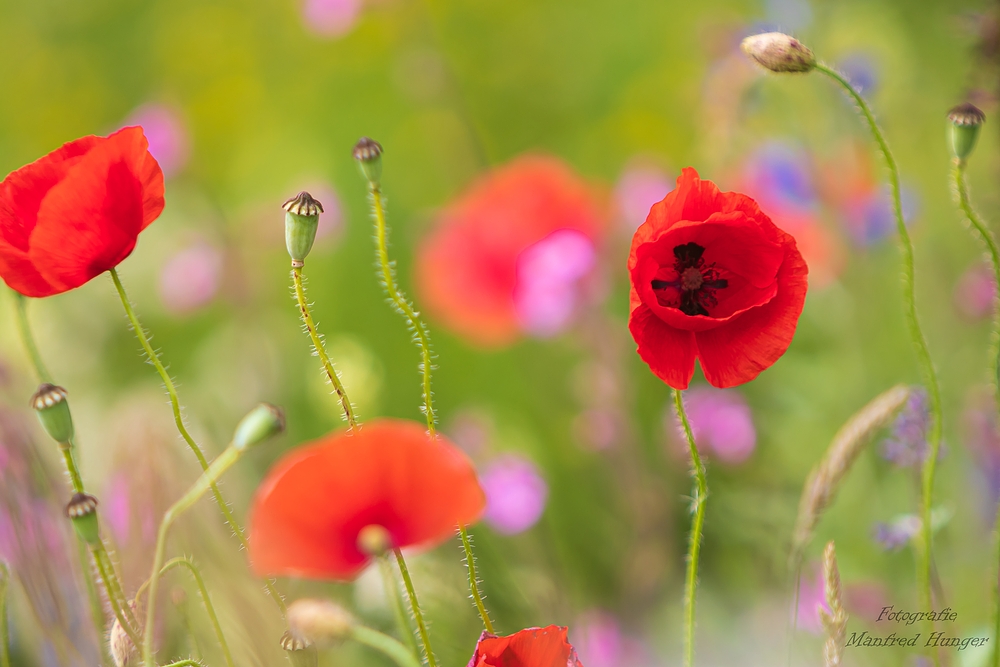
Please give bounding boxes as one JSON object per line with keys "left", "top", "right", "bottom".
{"left": 365, "top": 175, "right": 494, "bottom": 632}
{"left": 92, "top": 545, "right": 141, "bottom": 647}
{"left": 290, "top": 266, "right": 357, "bottom": 428}
{"left": 814, "top": 63, "right": 944, "bottom": 664}
{"left": 394, "top": 548, "right": 437, "bottom": 667}
{"left": 952, "top": 162, "right": 1000, "bottom": 667}
{"left": 135, "top": 557, "right": 233, "bottom": 667}
{"left": 380, "top": 556, "right": 421, "bottom": 658}
{"left": 143, "top": 444, "right": 243, "bottom": 667}
{"left": 0, "top": 562, "right": 9, "bottom": 667}
{"left": 674, "top": 389, "right": 707, "bottom": 667}
{"left": 354, "top": 625, "right": 424, "bottom": 667}
{"left": 108, "top": 268, "right": 287, "bottom": 616}
{"left": 12, "top": 293, "right": 129, "bottom": 653}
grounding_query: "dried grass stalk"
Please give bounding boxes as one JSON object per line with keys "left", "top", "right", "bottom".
{"left": 819, "top": 541, "right": 848, "bottom": 667}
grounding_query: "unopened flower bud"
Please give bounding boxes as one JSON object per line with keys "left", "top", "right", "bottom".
{"left": 110, "top": 600, "right": 138, "bottom": 667}
{"left": 31, "top": 384, "right": 74, "bottom": 445}
{"left": 288, "top": 599, "right": 355, "bottom": 646}
{"left": 740, "top": 32, "right": 816, "bottom": 73}
{"left": 948, "top": 102, "right": 986, "bottom": 161}
{"left": 283, "top": 192, "right": 324, "bottom": 267}
{"left": 357, "top": 524, "right": 392, "bottom": 557}
{"left": 233, "top": 403, "right": 285, "bottom": 451}
{"left": 65, "top": 492, "right": 100, "bottom": 546}
{"left": 280, "top": 630, "right": 319, "bottom": 667}
{"left": 352, "top": 137, "right": 383, "bottom": 186}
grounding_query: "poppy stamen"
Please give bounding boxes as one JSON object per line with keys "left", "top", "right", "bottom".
{"left": 357, "top": 524, "right": 393, "bottom": 557}
{"left": 651, "top": 242, "right": 729, "bottom": 316}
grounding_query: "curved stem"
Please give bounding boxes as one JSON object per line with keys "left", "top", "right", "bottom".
{"left": 290, "top": 266, "right": 357, "bottom": 428}
{"left": 674, "top": 389, "right": 707, "bottom": 667}
{"left": 135, "top": 557, "right": 233, "bottom": 667}
{"left": 108, "top": 268, "right": 286, "bottom": 616}
{"left": 458, "top": 527, "right": 494, "bottom": 634}
{"left": 368, "top": 184, "right": 436, "bottom": 434}
{"left": 393, "top": 549, "right": 437, "bottom": 667}
{"left": 814, "top": 63, "right": 944, "bottom": 663}
{"left": 353, "top": 625, "right": 423, "bottom": 667}
{"left": 161, "top": 661, "right": 204, "bottom": 667}
{"left": 366, "top": 177, "right": 494, "bottom": 630}
{"left": 379, "top": 556, "right": 420, "bottom": 658}
{"left": 952, "top": 161, "right": 1000, "bottom": 667}
{"left": 13, "top": 293, "right": 52, "bottom": 384}
{"left": 92, "top": 545, "right": 142, "bottom": 648}
{"left": 142, "top": 445, "right": 242, "bottom": 667}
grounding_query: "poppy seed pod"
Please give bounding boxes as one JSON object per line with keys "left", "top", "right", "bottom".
{"left": 948, "top": 103, "right": 986, "bottom": 162}
{"left": 741, "top": 32, "right": 816, "bottom": 73}
{"left": 283, "top": 192, "right": 324, "bottom": 267}
{"left": 233, "top": 403, "right": 285, "bottom": 451}
{"left": 65, "top": 492, "right": 100, "bottom": 546}
{"left": 31, "top": 384, "right": 74, "bottom": 445}
{"left": 352, "top": 137, "right": 383, "bottom": 186}
{"left": 287, "top": 599, "right": 355, "bottom": 646}
{"left": 280, "top": 631, "right": 319, "bottom": 667}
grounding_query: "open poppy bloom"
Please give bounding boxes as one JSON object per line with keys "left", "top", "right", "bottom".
{"left": 628, "top": 167, "right": 808, "bottom": 389}
{"left": 417, "top": 156, "right": 604, "bottom": 347}
{"left": 248, "top": 419, "right": 485, "bottom": 580}
{"left": 467, "top": 626, "right": 585, "bottom": 667}
{"left": 0, "top": 127, "right": 164, "bottom": 297}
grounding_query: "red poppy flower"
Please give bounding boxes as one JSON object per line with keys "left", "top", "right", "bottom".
{"left": 0, "top": 127, "right": 164, "bottom": 298}
{"left": 248, "top": 419, "right": 485, "bottom": 581}
{"left": 628, "top": 167, "right": 808, "bottom": 389}
{"left": 417, "top": 156, "right": 604, "bottom": 347}
{"left": 466, "top": 626, "right": 585, "bottom": 667}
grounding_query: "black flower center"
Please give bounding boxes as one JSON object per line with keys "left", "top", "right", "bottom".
{"left": 650, "top": 242, "right": 729, "bottom": 316}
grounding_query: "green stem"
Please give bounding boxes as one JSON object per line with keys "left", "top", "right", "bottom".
{"left": 674, "top": 389, "right": 707, "bottom": 667}
{"left": 13, "top": 293, "right": 52, "bottom": 384}
{"left": 458, "top": 527, "right": 495, "bottom": 634}
{"left": 135, "top": 558, "right": 233, "bottom": 667}
{"left": 161, "top": 661, "right": 204, "bottom": 667}
{"left": 0, "top": 562, "right": 10, "bottom": 667}
{"left": 367, "top": 183, "right": 436, "bottom": 434}
{"left": 97, "top": 545, "right": 137, "bottom": 628}
{"left": 142, "top": 445, "right": 243, "bottom": 667}
{"left": 365, "top": 176, "right": 494, "bottom": 631}
{"left": 815, "top": 63, "right": 944, "bottom": 664}
{"left": 290, "top": 266, "right": 358, "bottom": 428}
{"left": 393, "top": 549, "right": 437, "bottom": 667}
{"left": 379, "top": 555, "right": 420, "bottom": 658}
{"left": 108, "top": 268, "right": 287, "bottom": 616}
{"left": 75, "top": 537, "right": 110, "bottom": 666}
{"left": 952, "top": 161, "right": 1000, "bottom": 667}
{"left": 59, "top": 445, "right": 84, "bottom": 493}
{"left": 353, "top": 625, "right": 423, "bottom": 667}
{"left": 92, "top": 545, "right": 142, "bottom": 648}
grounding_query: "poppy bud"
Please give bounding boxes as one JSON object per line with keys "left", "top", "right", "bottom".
{"left": 233, "top": 403, "right": 285, "bottom": 451}
{"left": 31, "top": 384, "right": 74, "bottom": 445}
{"left": 740, "top": 32, "right": 816, "bottom": 73}
{"left": 948, "top": 102, "right": 986, "bottom": 162}
{"left": 65, "top": 492, "right": 100, "bottom": 546}
{"left": 110, "top": 600, "right": 139, "bottom": 667}
{"left": 357, "top": 524, "right": 392, "bottom": 557}
{"left": 352, "top": 137, "right": 383, "bottom": 186}
{"left": 287, "top": 599, "right": 355, "bottom": 646}
{"left": 280, "top": 630, "right": 319, "bottom": 667}
{"left": 283, "top": 192, "right": 324, "bottom": 268}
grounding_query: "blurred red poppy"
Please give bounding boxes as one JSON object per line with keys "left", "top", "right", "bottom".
{"left": 0, "top": 127, "right": 164, "bottom": 297}
{"left": 417, "top": 156, "right": 604, "bottom": 347}
{"left": 466, "top": 626, "right": 585, "bottom": 667}
{"left": 248, "top": 419, "right": 485, "bottom": 580}
{"left": 628, "top": 167, "right": 808, "bottom": 389}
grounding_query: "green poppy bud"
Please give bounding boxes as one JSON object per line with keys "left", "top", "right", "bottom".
{"left": 280, "top": 631, "right": 319, "bottom": 667}
{"left": 948, "top": 102, "right": 986, "bottom": 162}
{"left": 352, "top": 137, "right": 383, "bottom": 186}
{"left": 65, "top": 492, "right": 100, "bottom": 546}
{"left": 283, "top": 192, "right": 324, "bottom": 267}
{"left": 31, "top": 384, "right": 74, "bottom": 445}
{"left": 740, "top": 32, "right": 815, "bottom": 73}
{"left": 233, "top": 403, "right": 285, "bottom": 451}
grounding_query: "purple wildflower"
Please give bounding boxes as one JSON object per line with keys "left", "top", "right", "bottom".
{"left": 514, "top": 229, "right": 597, "bottom": 338}
{"left": 480, "top": 454, "right": 548, "bottom": 535}
{"left": 670, "top": 387, "right": 756, "bottom": 464}
{"left": 881, "top": 387, "right": 933, "bottom": 468}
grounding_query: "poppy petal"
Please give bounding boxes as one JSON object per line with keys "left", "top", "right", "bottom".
{"left": 468, "top": 626, "right": 584, "bottom": 667}
{"left": 695, "top": 234, "right": 809, "bottom": 387}
{"left": 628, "top": 304, "right": 698, "bottom": 390}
